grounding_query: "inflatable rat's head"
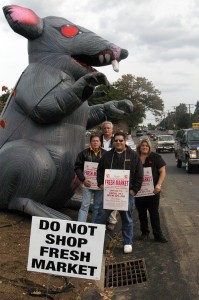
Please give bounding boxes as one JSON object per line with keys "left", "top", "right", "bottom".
{"left": 3, "top": 5, "right": 128, "bottom": 80}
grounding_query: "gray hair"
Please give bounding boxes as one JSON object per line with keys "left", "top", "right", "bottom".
{"left": 101, "top": 121, "right": 113, "bottom": 129}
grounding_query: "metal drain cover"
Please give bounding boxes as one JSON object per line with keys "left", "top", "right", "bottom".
{"left": 104, "top": 258, "right": 147, "bottom": 288}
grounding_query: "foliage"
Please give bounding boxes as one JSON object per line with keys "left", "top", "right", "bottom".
{"left": 159, "top": 102, "right": 199, "bottom": 130}
{"left": 88, "top": 74, "right": 164, "bottom": 128}
{"left": 176, "top": 103, "right": 187, "bottom": 114}
{"left": 0, "top": 86, "right": 11, "bottom": 113}
{"left": 194, "top": 101, "right": 199, "bottom": 114}
{"left": 175, "top": 104, "right": 189, "bottom": 128}
{"left": 192, "top": 101, "right": 199, "bottom": 123}
{"left": 147, "top": 123, "right": 156, "bottom": 130}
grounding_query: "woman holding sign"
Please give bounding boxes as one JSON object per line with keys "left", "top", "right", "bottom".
{"left": 135, "top": 139, "right": 168, "bottom": 243}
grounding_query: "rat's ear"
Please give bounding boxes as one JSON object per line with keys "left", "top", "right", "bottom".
{"left": 3, "top": 5, "right": 43, "bottom": 40}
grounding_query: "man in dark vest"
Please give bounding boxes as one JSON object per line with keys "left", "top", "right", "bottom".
{"left": 100, "top": 121, "right": 117, "bottom": 230}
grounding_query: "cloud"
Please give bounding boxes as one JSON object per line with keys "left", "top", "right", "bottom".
{"left": 0, "top": 0, "right": 199, "bottom": 123}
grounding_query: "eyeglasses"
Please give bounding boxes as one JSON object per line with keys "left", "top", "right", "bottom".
{"left": 114, "top": 139, "right": 124, "bottom": 142}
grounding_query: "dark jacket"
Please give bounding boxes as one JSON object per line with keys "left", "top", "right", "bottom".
{"left": 97, "top": 146, "right": 143, "bottom": 194}
{"left": 142, "top": 152, "right": 166, "bottom": 187}
{"left": 74, "top": 147, "right": 106, "bottom": 182}
{"left": 100, "top": 135, "right": 114, "bottom": 149}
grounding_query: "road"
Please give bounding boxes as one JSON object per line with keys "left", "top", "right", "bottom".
{"left": 81, "top": 134, "right": 199, "bottom": 299}
{"left": 0, "top": 135, "right": 198, "bottom": 300}
{"left": 160, "top": 151, "right": 199, "bottom": 299}
{"left": 109, "top": 137, "right": 199, "bottom": 300}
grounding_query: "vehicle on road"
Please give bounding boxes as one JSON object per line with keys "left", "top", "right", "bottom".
{"left": 155, "top": 135, "right": 175, "bottom": 153}
{"left": 149, "top": 132, "right": 155, "bottom": 140}
{"left": 139, "top": 135, "right": 150, "bottom": 142}
{"left": 136, "top": 130, "right": 144, "bottom": 137}
{"left": 153, "top": 134, "right": 157, "bottom": 141}
{"left": 174, "top": 128, "right": 199, "bottom": 173}
{"left": 167, "top": 130, "right": 174, "bottom": 135}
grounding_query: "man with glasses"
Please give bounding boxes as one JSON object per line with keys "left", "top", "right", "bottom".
{"left": 96, "top": 132, "right": 143, "bottom": 253}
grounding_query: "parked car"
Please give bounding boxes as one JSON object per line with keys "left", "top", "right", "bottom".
{"left": 136, "top": 130, "right": 144, "bottom": 137}
{"left": 149, "top": 132, "right": 156, "bottom": 139}
{"left": 168, "top": 130, "right": 174, "bottom": 135}
{"left": 139, "top": 135, "right": 149, "bottom": 142}
{"left": 155, "top": 135, "right": 175, "bottom": 153}
{"left": 175, "top": 128, "right": 199, "bottom": 173}
{"left": 153, "top": 134, "right": 157, "bottom": 141}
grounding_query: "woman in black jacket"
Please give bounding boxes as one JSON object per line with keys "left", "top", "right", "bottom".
{"left": 135, "top": 139, "right": 168, "bottom": 243}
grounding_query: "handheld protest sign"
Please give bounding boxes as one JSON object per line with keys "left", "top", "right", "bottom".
{"left": 84, "top": 161, "right": 100, "bottom": 190}
{"left": 103, "top": 169, "right": 130, "bottom": 211}
{"left": 136, "top": 167, "right": 154, "bottom": 197}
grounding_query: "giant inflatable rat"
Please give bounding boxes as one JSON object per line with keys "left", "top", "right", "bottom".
{"left": 0, "top": 5, "right": 133, "bottom": 219}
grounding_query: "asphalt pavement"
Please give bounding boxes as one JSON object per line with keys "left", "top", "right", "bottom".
{"left": 100, "top": 151, "right": 199, "bottom": 300}
{"left": 81, "top": 156, "right": 199, "bottom": 300}
{"left": 71, "top": 134, "right": 199, "bottom": 300}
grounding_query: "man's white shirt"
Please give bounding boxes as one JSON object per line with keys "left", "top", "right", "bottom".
{"left": 103, "top": 137, "right": 112, "bottom": 150}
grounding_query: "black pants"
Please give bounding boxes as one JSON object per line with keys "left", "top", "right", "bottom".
{"left": 135, "top": 195, "right": 162, "bottom": 238}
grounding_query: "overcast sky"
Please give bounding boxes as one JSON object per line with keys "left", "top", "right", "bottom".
{"left": 0, "top": 0, "right": 199, "bottom": 125}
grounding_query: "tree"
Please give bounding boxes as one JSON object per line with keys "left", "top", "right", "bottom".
{"left": 147, "top": 123, "right": 156, "bottom": 130}
{"left": 88, "top": 74, "right": 164, "bottom": 128}
{"left": 176, "top": 104, "right": 190, "bottom": 129}
{"left": 193, "top": 101, "right": 199, "bottom": 114}
{"left": 192, "top": 101, "right": 199, "bottom": 123}
{"left": 0, "top": 86, "right": 10, "bottom": 113}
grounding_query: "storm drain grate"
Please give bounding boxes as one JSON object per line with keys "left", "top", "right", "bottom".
{"left": 104, "top": 258, "right": 147, "bottom": 288}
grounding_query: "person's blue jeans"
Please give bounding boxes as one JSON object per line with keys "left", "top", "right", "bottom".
{"left": 78, "top": 188, "right": 103, "bottom": 223}
{"left": 95, "top": 194, "right": 135, "bottom": 245}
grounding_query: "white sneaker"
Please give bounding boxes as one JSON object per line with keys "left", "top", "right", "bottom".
{"left": 124, "top": 245, "right": 132, "bottom": 253}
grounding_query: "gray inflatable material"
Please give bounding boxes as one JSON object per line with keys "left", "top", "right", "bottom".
{"left": 0, "top": 5, "right": 133, "bottom": 219}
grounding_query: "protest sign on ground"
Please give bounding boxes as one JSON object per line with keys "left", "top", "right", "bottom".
{"left": 27, "top": 217, "right": 105, "bottom": 280}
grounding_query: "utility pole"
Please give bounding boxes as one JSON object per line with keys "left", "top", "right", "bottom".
{"left": 167, "top": 110, "right": 170, "bottom": 129}
{"left": 163, "top": 112, "right": 166, "bottom": 129}
{"left": 172, "top": 106, "right": 176, "bottom": 129}
{"left": 185, "top": 104, "right": 195, "bottom": 127}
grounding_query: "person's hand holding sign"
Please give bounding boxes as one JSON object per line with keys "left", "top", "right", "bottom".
{"left": 129, "top": 189, "right": 136, "bottom": 196}
{"left": 99, "top": 184, "right": 104, "bottom": 191}
{"left": 83, "top": 179, "right": 92, "bottom": 187}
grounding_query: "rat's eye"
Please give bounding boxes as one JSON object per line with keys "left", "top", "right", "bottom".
{"left": 61, "top": 25, "right": 79, "bottom": 38}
